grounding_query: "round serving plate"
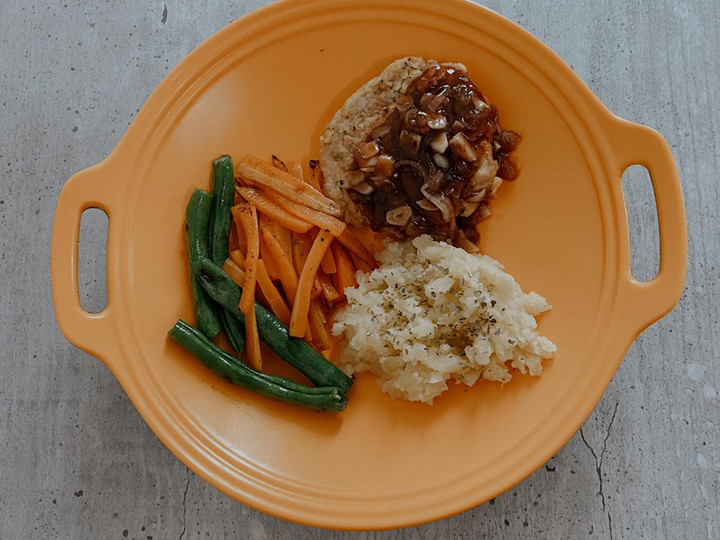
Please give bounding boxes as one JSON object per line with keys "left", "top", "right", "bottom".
{"left": 51, "top": 0, "right": 686, "bottom": 529}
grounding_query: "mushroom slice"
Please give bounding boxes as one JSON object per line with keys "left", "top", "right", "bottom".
{"left": 448, "top": 132, "right": 477, "bottom": 162}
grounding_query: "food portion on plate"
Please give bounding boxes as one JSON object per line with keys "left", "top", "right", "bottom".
{"left": 169, "top": 57, "right": 554, "bottom": 409}
{"left": 332, "top": 236, "right": 556, "bottom": 403}
{"left": 320, "top": 57, "right": 520, "bottom": 248}
{"left": 169, "top": 155, "right": 353, "bottom": 412}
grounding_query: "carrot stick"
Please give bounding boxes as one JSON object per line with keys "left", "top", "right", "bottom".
{"left": 222, "top": 258, "right": 245, "bottom": 286}
{"left": 272, "top": 220, "right": 293, "bottom": 262}
{"left": 290, "top": 231, "right": 310, "bottom": 277}
{"left": 289, "top": 229, "right": 334, "bottom": 337}
{"left": 308, "top": 299, "right": 332, "bottom": 350}
{"left": 307, "top": 160, "right": 323, "bottom": 192}
{"left": 291, "top": 231, "right": 323, "bottom": 299}
{"left": 244, "top": 300, "right": 262, "bottom": 370}
{"left": 235, "top": 186, "right": 313, "bottom": 234}
{"left": 317, "top": 271, "right": 340, "bottom": 302}
{"left": 337, "top": 228, "right": 375, "bottom": 267}
{"left": 229, "top": 249, "right": 245, "bottom": 268}
{"left": 320, "top": 246, "right": 337, "bottom": 274}
{"left": 260, "top": 239, "right": 281, "bottom": 281}
{"left": 350, "top": 252, "right": 372, "bottom": 274}
{"left": 231, "top": 207, "right": 248, "bottom": 255}
{"left": 256, "top": 259, "right": 292, "bottom": 326}
{"left": 264, "top": 189, "right": 346, "bottom": 236}
{"left": 257, "top": 214, "right": 282, "bottom": 281}
{"left": 232, "top": 203, "right": 259, "bottom": 315}
{"left": 260, "top": 220, "right": 299, "bottom": 304}
{"left": 331, "top": 243, "right": 357, "bottom": 300}
{"left": 237, "top": 156, "right": 342, "bottom": 216}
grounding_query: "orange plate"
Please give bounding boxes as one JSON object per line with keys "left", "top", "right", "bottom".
{"left": 51, "top": 0, "right": 687, "bottom": 530}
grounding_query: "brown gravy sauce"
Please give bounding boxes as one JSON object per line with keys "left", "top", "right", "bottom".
{"left": 345, "top": 62, "right": 520, "bottom": 244}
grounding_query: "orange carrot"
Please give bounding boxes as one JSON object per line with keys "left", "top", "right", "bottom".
{"left": 244, "top": 300, "right": 262, "bottom": 370}
{"left": 320, "top": 246, "right": 337, "bottom": 274}
{"left": 257, "top": 214, "right": 282, "bottom": 281}
{"left": 260, "top": 238, "right": 281, "bottom": 281}
{"left": 350, "top": 252, "right": 372, "bottom": 274}
{"left": 307, "top": 159, "right": 323, "bottom": 191}
{"left": 237, "top": 156, "right": 342, "bottom": 216}
{"left": 289, "top": 229, "right": 334, "bottom": 337}
{"left": 308, "top": 299, "right": 332, "bottom": 350}
{"left": 231, "top": 206, "right": 248, "bottom": 255}
{"left": 229, "top": 249, "right": 245, "bottom": 268}
{"left": 260, "top": 220, "right": 299, "bottom": 304}
{"left": 264, "top": 189, "right": 346, "bottom": 237}
{"left": 272, "top": 220, "right": 293, "bottom": 262}
{"left": 317, "top": 271, "right": 339, "bottom": 302}
{"left": 222, "top": 258, "right": 245, "bottom": 287}
{"left": 290, "top": 231, "right": 311, "bottom": 278}
{"left": 233, "top": 203, "right": 259, "bottom": 315}
{"left": 235, "top": 186, "right": 313, "bottom": 234}
{"left": 337, "top": 228, "right": 375, "bottom": 267}
{"left": 256, "top": 259, "right": 292, "bottom": 326}
{"left": 331, "top": 243, "right": 357, "bottom": 300}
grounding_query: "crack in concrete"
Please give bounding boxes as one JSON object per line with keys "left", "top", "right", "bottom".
{"left": 179, "top": 468, "right": 190, "bottom": 540}
{"left": 579, "top": 401, "right": 619, "bottom": 540}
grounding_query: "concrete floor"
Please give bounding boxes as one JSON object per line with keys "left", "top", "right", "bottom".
{"left": 1, "top": 0, "right": 718, "bottom": 538}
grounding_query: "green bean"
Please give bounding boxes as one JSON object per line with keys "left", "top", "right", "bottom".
{"left": 208, "top": 155, "right": 246, "bottom": 352}
{"left": 191, "top": 257, "right": 353, "bottom": 393}
{"left": 168, "top": 320, "right": 347, "bottom": 411}
{"left": 185, "top": 189, "right": 222, "bottom": 338}
{"left": 209, "top": 154, "right": 235, "bottom": 266}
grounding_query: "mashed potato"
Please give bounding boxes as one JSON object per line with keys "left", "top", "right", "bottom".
{"left": 331, "top": 235, "right": 556, "bottom": 403}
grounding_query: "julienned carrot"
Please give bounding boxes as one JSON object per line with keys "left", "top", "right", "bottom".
{"left": 257, "top": 214, "right": 281, "bottom": 281}
{"left": 337, "top": 228, "right": 375, "bottom": 268}
{"left": 244, "top": 299, "right": 262, "bottom": 370}
{"left": 232, "top": 206, "right": 248, "bottom": 255}
{"left": 237, "top": 156, "right": 342, "bottom": 217}
{"left": 256, "top": 259, "right": 291, "bottom": 326}
{"left": 264, "top": 189, "right": 346, "bottom": 237}
{"left": 290, "top": 232, "right": 310, "bottom": 278}
{"left": 233, "top": 203, "right": 259, "bottom": 315}
{"left": 307, "top": 160, "right": 322, "bottom": 192}
{"left": 289, "top": 229, "right": 334, "bottom": 337}
{"left": 229, "top": 249, "right": 245, "bottom": 268}
{"left": 235, "top": 186, "right": 313, "bottom": 234}
{"left": 308, "top": 299, "right": 331, "bottom": 350}
{"left": 350, "top": 252, "right": 373, "bottom": 274}
{"left": 291, "top": 232, "right": 323, "bottom": 299}
{"left": 222, "top": 258, "right": 245, "bottom": 286}
{"left": 317, "top": 271, "right": 339, "bottom": 302}
{"left": 331, "top": 243, "right": 358, "bottom": 300}
{"left": 271, "top": 219, "right": 293, "bottom": 261}
{"left": 259, "top": 238, "right": 281, "bottom": 281}
{"left": 320, "top": 246, "right": 337, "bottom": 274}
{"left": 260, "top": 220, "right": 299, "bottom": 304}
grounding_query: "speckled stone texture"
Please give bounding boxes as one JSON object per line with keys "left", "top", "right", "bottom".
{"left": 0, "top": 1, "right": 717, "bottom": 538}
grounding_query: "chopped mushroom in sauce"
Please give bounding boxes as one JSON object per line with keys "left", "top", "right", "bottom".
{"left": 341, "top": 61, "right": 521, "bottom": 244}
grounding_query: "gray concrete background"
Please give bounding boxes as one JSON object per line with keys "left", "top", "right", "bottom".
{"left": 1, "top": 0, "right": 717, "bottom": 538}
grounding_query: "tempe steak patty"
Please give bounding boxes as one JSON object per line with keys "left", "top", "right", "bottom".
{"left": 319, "top": 56, "right": 520, "bottom": 245}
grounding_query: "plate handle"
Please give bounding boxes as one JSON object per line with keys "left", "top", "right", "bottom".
{"left": 51, "top": 161, "right": 121, "bottom": 364}
{"left": 609, "top": 119, "right": 687, "bottom": 330}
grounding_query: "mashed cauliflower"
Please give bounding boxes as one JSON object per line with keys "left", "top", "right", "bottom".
{"left": 331, "top": 235, "right": 556, "bottom": 403}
